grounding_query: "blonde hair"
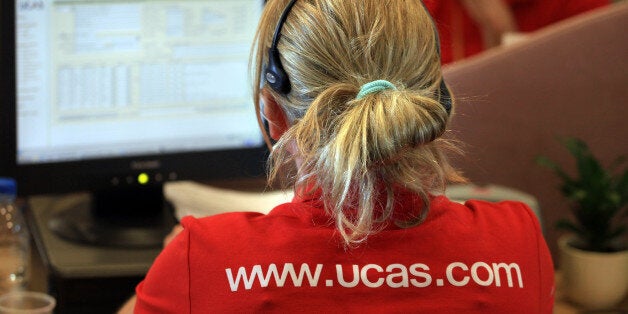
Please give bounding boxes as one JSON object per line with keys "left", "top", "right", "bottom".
{"left": 251, "top": 0, "right": 465, "bottom": 246}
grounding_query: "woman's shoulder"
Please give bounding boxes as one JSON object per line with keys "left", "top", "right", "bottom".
{"left": 181, "top": 210, "right": 266, "bottom": 224}
{"left": 179, "top": 210, "right": 270, "bottom": 235}
{"left": 463, "top": 198, "right": 540, "bottom": 225}
{"left": 178, "top": 202, "right": 319, "bottom": 240}
{"left": 434, "top": 196, "right": 544, "bottom": 239}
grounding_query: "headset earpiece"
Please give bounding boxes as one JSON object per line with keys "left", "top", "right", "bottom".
{"left": 263, "top": 0, "right": 298, "bottom": 95}
{"left": 265, "top": 47, "right": 291, "bottom": 94}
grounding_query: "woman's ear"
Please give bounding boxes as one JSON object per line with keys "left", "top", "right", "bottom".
{"left": 260, "top": 89, "right": 290, "bottom": 140}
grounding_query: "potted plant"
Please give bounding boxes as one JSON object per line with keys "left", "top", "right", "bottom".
{"left": 537, "top": 137, "right": 628, "bottom": 310}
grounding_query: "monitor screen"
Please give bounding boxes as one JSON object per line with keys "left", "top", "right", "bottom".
{"left": 2, "top": 0, "right": 268, "bottom": 247}
{"left": 17, "top": 0, "right": 263, "bottom": 166}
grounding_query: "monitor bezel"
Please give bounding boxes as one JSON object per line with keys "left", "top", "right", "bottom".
{"left": 2, "top": 0, "right": 269, "bottom": 197}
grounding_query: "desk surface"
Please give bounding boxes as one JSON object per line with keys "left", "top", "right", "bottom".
{"left": 27, "top": 194, "right": 163, "bottom": 278}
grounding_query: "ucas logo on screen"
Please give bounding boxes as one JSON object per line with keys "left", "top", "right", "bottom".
{"left": 19, "top": 1, "right": 45, "bottom": 11}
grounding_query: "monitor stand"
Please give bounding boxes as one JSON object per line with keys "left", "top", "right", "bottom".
{"left": 47, "top": 185, "right": 176, "bottom": 248}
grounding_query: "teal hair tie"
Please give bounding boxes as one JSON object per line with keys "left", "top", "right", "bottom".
{"left": 356, "top": 80, "right": 397, "bottom": 99}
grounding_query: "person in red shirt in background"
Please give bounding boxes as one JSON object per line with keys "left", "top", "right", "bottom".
{"left": 424, "top": 0, "right": 610, "bottom": 63}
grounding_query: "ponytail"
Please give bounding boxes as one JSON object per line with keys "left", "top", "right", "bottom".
{"left": 269, "top": 82, "right": 464, "bottom": 245}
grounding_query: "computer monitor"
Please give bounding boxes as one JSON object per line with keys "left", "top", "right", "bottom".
{"left": 1, "top": 0, "right": 268, "bottom": 247}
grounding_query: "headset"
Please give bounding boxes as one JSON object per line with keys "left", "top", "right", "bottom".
{"left": 263, "top": 0, "right": 452, "bottom": 114}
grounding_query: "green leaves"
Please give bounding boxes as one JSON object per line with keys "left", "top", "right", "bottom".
{"left": 537, "top": 137, "right": 627, "bottom": 252}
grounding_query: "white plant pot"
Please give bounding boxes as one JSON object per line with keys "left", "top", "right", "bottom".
{"left": 559, "top": 236, "right": 628, "bottom": 310}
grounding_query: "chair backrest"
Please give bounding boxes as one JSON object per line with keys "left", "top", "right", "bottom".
{"left": 442, "top": 3, "right": 628, "bottom": 261}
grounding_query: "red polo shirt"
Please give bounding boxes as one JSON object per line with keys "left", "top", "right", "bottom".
{"left": 135, "top": 191, "right": 554, "bottom": 313}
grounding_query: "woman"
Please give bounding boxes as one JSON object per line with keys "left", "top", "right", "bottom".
{"left": 127, "top": 0, "right": 554, "bottom": 312}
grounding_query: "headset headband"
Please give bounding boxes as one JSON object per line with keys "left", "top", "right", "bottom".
{"left": 264, "top": 0, "right": 298, "bottom": 94}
